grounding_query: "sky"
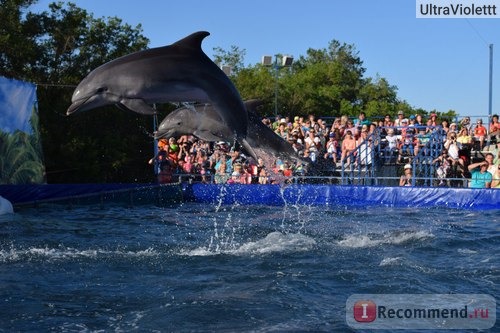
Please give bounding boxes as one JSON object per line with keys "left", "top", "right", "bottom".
{"left": 31, "top": 0, "right": 500, "bottom": 118}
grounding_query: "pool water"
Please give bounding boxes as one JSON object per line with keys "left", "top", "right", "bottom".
{"left": 0, "top": 203, "right": 498, "bottom": 331}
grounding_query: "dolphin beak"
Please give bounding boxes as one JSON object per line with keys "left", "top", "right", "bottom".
{"left": 154, "top": 129, "right": 173, "bottom": 140}
{"left": 66, "top": 94, "right": 110, "bottom": 115}
{"left": 66, "top": 98, "right": 88, "bottom": 115}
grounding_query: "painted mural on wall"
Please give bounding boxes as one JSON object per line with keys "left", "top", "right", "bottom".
{"left": 0, "top": 77, "right": 45, "bottom": 184}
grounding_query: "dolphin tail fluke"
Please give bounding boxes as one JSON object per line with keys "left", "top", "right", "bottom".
{"left": 239, "top": 138, "right": 258, "bottom": 161}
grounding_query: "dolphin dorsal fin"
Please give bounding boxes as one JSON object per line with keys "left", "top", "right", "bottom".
{"left": 172, "top": 31, "right": 210, "bottom": 51}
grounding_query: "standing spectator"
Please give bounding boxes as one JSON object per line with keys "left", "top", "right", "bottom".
{"left": 426, "top": 113, "right": 439, "bottom": 133}
{"left": 467, "top": 160, "right": 492, "bottom": 188}
{"left": 432, "top": 149, "right": 453, "bottom": 186}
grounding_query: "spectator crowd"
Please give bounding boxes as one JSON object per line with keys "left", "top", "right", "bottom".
{"left": 149, "top": 111, "right": 500, "bottom": 189}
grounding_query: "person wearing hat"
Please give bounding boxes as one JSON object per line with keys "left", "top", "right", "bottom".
{"left": 449, "top": 122, "right": 458, "bottom": 135}
{"left": 399, "top": 163, "right": 413, "bottom": 186}
{"left": 426, "top": 113, "right": 439, "bottom": 132}
{"left": 394, "top": 110, "right": 405, "bottom": 127}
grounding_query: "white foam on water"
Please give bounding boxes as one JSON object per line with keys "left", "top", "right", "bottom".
{"left": 457, "top": 248, "right": 478, "bottom": 254}
{"left": 234, "top": 231, "right": 316, "bottom": 255}
{"left": 338, "top": 230, "right": 434, "bottom": 248}
{"left": 0, "top": 246, "right": 159, "bottom": 262}
{"left": 379, "top": 256, "right": 404, "bottom": 266}
{"left": 183, "top": 231, "right": 316, "bottom": 256}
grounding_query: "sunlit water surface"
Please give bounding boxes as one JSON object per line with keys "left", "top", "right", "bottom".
{"left": 0, "top": 203, "right": 498, "bottom": 332}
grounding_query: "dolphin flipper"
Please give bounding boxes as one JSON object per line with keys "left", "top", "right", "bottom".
{"left": 119, "top": 99, "right": 156, "bottom": 115}
{"left": 239, "top": 138, "right": 258, "bottom": 161}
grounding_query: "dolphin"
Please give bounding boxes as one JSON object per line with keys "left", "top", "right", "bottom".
{"left": 155, "top": 100, "right": 302, "bottom": 162}
{"left": 67, "top": 31, "right": 256, "bottom": 158}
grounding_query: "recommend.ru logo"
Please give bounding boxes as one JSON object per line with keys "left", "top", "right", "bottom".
{"left": 346, "top": 294, "right": 496, "bottom": 329}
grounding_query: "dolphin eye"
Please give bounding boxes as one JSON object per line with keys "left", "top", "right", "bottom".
{"left": 177, "top": 122, "right": 181, "bottom": 126}
{"left": 97, "top": 87, "right": 107, "bottom": 93}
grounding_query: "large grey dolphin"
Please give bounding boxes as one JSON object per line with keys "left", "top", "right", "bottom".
{"left": 67, "top": 31, "right": 256, "bottom": 158}
{"left": 155, "top": 100, "right": 301, "bottom": 163}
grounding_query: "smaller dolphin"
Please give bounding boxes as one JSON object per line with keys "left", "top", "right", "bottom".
{"left": 67, "top": 31, "right": 256, "bottom": 159}
{"left": 155, "top": 100, "right": 301, "bottom": 162}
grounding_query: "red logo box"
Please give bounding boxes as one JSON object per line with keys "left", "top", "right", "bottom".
{"left": 353, "top": 300, "right": 377, "bottom": 322}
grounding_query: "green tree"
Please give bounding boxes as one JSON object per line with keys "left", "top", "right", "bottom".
{"left": 1, "top": 1, "right": 153, "bottom": 183}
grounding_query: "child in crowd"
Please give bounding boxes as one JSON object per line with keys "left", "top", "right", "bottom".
{"left": 324, "top": 133, "right": 339, "bottom": 164}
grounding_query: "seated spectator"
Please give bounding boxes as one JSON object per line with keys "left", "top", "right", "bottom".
{"left": 415, "top": 127, "right": 430, "bottom": 156}
{"left": 341, "top": 130, "right": 357, "bottom": 165}
{"left": 228, "top": 162, "right": 249, "bottom": 184}
{"left": 345, "top": 119, "right": 358, "bottom": 138}
{"left": 383, "top": 114, "right": 394, "bottom": 128}
{"left": 490, "top": 164, "right": 500, "bottom": 188}
{"left": 408, "top": 114, "right": 417, "bottom": 128}
{"left": 214, "top": 160, "right": 229, "bottom": 184}
{"left": 489, "top": 114, "right": 500, "bottom": 144}
{"left": 449, "top": 122, "right": 458, "bottom": 135}
{"left": 473, "top": 119, "right": 488, "bottom": 150}
{"left": 354, "top": 111, "right": 371, "bottom": 131}
{"left": 459, "top": 116, "right": 472, "bottom": 132}
{"left": 441, "top": 120, "right": 450, "bottom": 136}
{"left": 484, "top": 153, "right": 497, "bottom": 176}
{"left": 426, "top": 112, "right": 439, "bottom": 132}
{"left": 415, "top": 114, "right": 425, "bottom": 127}
{"left": 385, "top": 128, "right": 399, "bottom": 151}
{"left": 399, "top": 164, "right": 413, "bottom": 186}
{"left": 324, "top": 132, "right": 339, "bottom": 164}
{"left": 275, "top": 120, "right": 289, "bottom": 140}
{"left": 397, "top": 128, "right": 416, "bottom": 163}
{"left": 457, "top": 127, "right": 473, "bottom": 149}
{"left": 394, "top": 110, "right": 405, "bottom": 127}
{"left": 467, "top": 160, "right": 492, "bottom": 188}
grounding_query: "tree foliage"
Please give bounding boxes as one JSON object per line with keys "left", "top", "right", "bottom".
{"left": 1, "top": 1, "right": 456, "bottom": 183}
{"left": 1, "top": 0, "right": 156, "bottom": 183}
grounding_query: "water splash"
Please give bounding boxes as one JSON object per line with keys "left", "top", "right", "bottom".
{"left": 184, "top": 231, "right": 316, "bottom": 256}
{"left": 337, "top": 230, "right": 434, "bottom": 248}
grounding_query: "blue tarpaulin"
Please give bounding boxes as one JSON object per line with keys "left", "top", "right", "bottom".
{"left": 183, "top": 184, "right": 500, "bottom": 210}
{"left": 0, "top": 76, "right": 37, "bottom": 134}
{"left": 1, "top": 183, "right": 498, "bottom": 210}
